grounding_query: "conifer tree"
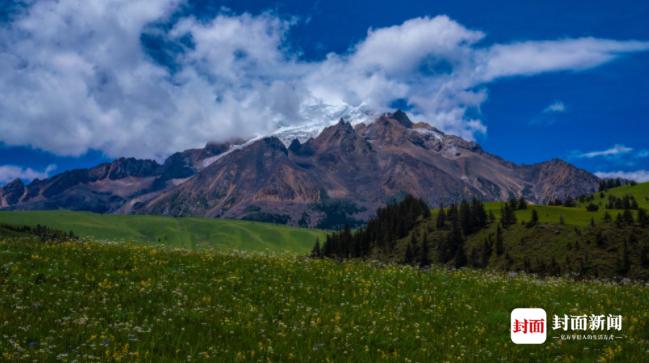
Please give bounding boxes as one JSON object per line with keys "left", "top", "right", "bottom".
{"left": 317, "top": 194, "right": 431, "bottom": 260}
{"left": 517, "top": 197, "right": 528, "bottom": 210}
{"left": 495, "top": 225, "right": 504, "bottom": 256}
{"left": 504, "top": 252, "right": 513, "bottom": 269}
{"left": 500, "top": 203, "right": 517, "bottom": 228}
{"left": 436, "top": 205, "right": 447, "bottom": 229}
{"left": 500, "top": 205, "right": 507, "bottom": 227}
{"left": 638, "top": 208, "right": 649, "bottom": 228}
{"left": 418, "top": 232, "right": 426, "bottom": 261}
{"left": 622, "top": 209, "right": 635, "bottom": 226}
{"left": 617, "top": 240, "right": 631, "bottom": 276}
{"left": 596, "top": 231, "right": 606, "bottom": 247}
{"left": 410, "top": 232, "right": 418, "bottom": 247}
{"left": 448, "top": 215, "right": 463, "bottom": 258}
{"left": 342, "top": 224, "right": 352, "bottom": 257}
{"left": 404, "top": 243, "right": 414, "bottom": 265}
{"left": 509, "top": 204, "right": 517, "bottom": 225}
{"left": 454, "top": 236, "right": 467, "bottom": 268}
{"left": 471, "top": 198, "right": 488, "bottom": 231}
{"left": 481, "top": 237, "right": 492, "bottom": 267}
{"left": 420, "top": 238, "right": 431, "bottom": 267}
{"left": 615, "top": 213, "right": 623, "bottom": 228}
{"left": 586, "top": 203, "right": 599, "bottom": 212}
{"left": 408, "top": 233, "right": 419, "bottom": 264}
{"left": 549, "top": 257, "right": 560, "bottom": 276}
{"left": 603, "top": 211, "right": 612, "bottom": 223}
{"left": 311, "top": 238, "right": 321, "bottom": 257}
{"left": 460, "top": 200, "right": 472, "bottom": 235}
{"left": 526, "top": 209, "right": 539, "bottom": 228}
{"left": 641, "top": 244, "right": 649, "bottom": 268}
{"left": 447, "top": 203, "right": 459, "bottom": 225}
{"left": 488, "top": 210, "right": 496, "bottom": 224}
{"left": 470, "top": 248, "right": 480, "bottom": 267}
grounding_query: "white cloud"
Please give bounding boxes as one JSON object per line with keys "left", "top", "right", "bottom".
{"left": 477, "top": 38, "right": 649, "bottom": 81}
{"left": 595, "top": 170, "right": 649, "bottom": 182}
{"left": 543, "top": 101, "right": 566, "bottom": 113}
{"left": 348, "top": 16, "right": 484, "bottom": 75}
{"left": 0, "top": 2, "right": 648, "bottom": 159}
{"left": 577, "top": 144, "right": 634, "bottom": 158}
{"left": 0, "top": 164, "right": 56, "bottom": 185}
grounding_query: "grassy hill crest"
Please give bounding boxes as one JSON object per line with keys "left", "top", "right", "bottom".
{"left": 0, "top": 210, "right": 325, "bottom": 254}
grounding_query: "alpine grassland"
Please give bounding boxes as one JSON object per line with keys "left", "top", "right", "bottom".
{"left": 0, "top": 211, "right": 325, "bottom": 254}
{"left": 1, "top": 239, "right": 648, "bottom": 362}
{"left": 587, "top": 182, "right": 649, "bottom": 210}
{"left": 1, "top": 184, "right": 648, "bottom": 362}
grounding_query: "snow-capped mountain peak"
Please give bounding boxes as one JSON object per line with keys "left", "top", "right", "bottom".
{"left": 271, "top": 103, "right": 376, "bottom": 146}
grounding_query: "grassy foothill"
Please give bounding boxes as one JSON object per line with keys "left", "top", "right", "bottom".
{"left": 467, "top": 182, "right": 649, "bottom": 227}
{"left": 0, "top": 210, "right": 325, "bottom": 254}
{"left": 0, "top": 239, "right": 648, "bottom": 362}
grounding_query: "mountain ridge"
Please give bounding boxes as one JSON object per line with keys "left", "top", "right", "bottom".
{"left": 1, "top": 111, "right": 600, "bottom": 227}
{"left": 133, "top": 111, "right": 599, "bottom": 227}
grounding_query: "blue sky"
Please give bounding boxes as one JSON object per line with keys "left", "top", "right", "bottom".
{"left": 1, "top": 0, "right": 648, "bottom": 184}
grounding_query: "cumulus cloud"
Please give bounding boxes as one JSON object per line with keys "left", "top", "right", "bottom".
{"left": 577, "top": 144, "right": 634, "bottom": 158}
{"left": 0, "top": 164, "right": 56, "bottom": 185}
{"left": 595, "top": 170, "right": 649, "bottom": 182}
{"left": 1, "top": 1, "right": 648, "bottom": 159}
{"left": 348, "top": 16, "right": 484, "bottom": 75}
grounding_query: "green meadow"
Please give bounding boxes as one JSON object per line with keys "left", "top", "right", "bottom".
{"left": 476, "top": 182, "right": 649, "bottom": 227}
{"left": 0, "top": 239, "right": 647, "bottom": 362}
{"left": 483, "top": 202, "right": 600, "bottom": 226}
{"left": 583, "top": 182, "right": 649, "bottom": 210}
{"left": 0, "top": 210, "right": 325, "bottom": 254}
{"left": 0, "top": 183, "right": 648, "bottom": 361}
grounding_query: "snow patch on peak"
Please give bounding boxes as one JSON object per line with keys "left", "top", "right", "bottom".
{"left": 201, "top": 103, "right": 376, "bottom": 166}
{"left": 411, "top": 127, "right": 445, "bottom": 141}
{"left": 201, "top": 135, "right": 265, "bottom": 168}
{"left": 272, "top": 103, "right": 375, "bottom": 146}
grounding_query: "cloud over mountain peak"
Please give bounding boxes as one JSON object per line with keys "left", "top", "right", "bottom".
{"left": 1, "top": 0, "right": 647, "bottom": 159}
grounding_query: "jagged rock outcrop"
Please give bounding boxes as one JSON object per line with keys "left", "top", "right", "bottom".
{"left": 0, "top": 140, "right": 243, "bottom": 213}
{"left": 1, "top": 111, "right": 599, "bottom": 226}
{"left": 0, "top": 179, "right": 25, "bottom": 207}
{"left": 136, "top": 111, "right": 600, "bottom": 227}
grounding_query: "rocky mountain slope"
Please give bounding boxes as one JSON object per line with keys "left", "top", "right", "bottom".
{"left": 1, "top": 111, "right": 599, "bottom": 227}
{"left": 133, "top": 111, "right": 600, "bottom": 227}
{"left": 0, "top": 140, "right": 243, "bottom": 212}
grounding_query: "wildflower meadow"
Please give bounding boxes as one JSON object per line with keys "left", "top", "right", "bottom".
{"left": 1, "top": 239, "right": 648, "bottom": 362}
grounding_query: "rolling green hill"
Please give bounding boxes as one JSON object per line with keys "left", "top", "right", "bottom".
{"left": 321, "top": 182, "right": 649, "bottom": 280}
{"left": 474, "top": 182, "right": 649, "bottom": 227}
{"left": 425, "top": 183, "right": 649, "bottom": 279}
{"left": 0, "top": 210, "right": 325, "bottom": 254}
{"left": 482, "top": 202, "right": 601, "bottom": 227}
{"left": 582, "top": 181, "right": 649, "bottom": 210}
